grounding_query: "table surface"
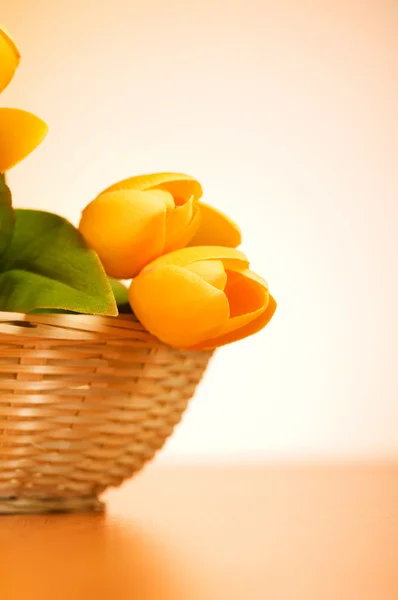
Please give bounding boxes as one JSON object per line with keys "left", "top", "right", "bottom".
{"left": 1, "top": 462, "right": 397, "bottom": 600}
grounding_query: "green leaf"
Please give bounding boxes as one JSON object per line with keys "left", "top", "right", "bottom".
{"left": 109, "top": 277, "right": 133, "bottom": 314}
{"left": 0, "top": 209, "right": 118, "bottom": 315}
{"left": 0, "top": 173, "right": 15, "bottom": 258}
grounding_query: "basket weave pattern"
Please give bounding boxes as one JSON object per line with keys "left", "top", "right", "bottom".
{"left": 0, "top": 312, "right": 211, "bottom": 513}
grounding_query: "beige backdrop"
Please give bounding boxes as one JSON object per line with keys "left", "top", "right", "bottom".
{"left": 2, "top": 0, "right": 397, "bottom": 459}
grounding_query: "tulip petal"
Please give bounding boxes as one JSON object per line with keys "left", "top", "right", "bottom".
{"left": 188, "top": 294, "right": 277, "bottom": 350}
{"left": 236, "top": 267, "right": 268, "bottom": 290}
{"left": 100, "top": 172, "right": 203, "bottom": 203}
{"left": 0, "top": 28, "right": 20, "bottom": 93}
{"left": 163, "top": 196, "right": 198, "bottom": 252}
{"left": 79, "top": 189, "right": 166, "bottom": 279}
{"left": 218, "top": 268, "right": 269, "bottom": 333}
{"left": 141, "top": 246, "right": 249, "bottom": 273}
{"left": 147, "top": 189, "right": 175, "bottom": 209}
{"left": 164, "top": 204, "right": 201, "bottom": 253}
{"left": 226, "top": 269, "right": 268, "bottom": 316}
{"left": 164, "top": 196, "right": 193, "bottom": 248}
{"left": 188, "top": 202, "right": 242, "bottom": 248}
{"left": 0, "top": 108, "right": 48, "bottom": 172}
{"left": 186, "top": 260, "right": 227, "bottom": 291}
{"left": 129, "top": 264, "right": 230, "bottom": 347}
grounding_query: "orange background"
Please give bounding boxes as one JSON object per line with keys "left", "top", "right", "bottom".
{"left": 2, "top": 0, "right": 397, "bottom": 458}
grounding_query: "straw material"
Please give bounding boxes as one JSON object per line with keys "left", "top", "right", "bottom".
{"left": 0, "top": 312, "right": 212, "bottom": 514}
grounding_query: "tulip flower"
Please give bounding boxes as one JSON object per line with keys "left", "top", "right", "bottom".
{"left": 0, "top": 26, "right": 20, "bottom": 93}
{"left": 0, "top": 27, "right": 48, "bottom": 172}
{"left": 79, "top": 173, "right": 202, "bottom": 279}
{"left": 79, "top": 172, "right": 242, "bottom": 279}
{"left": 129, "top": 246, "right": 276, "bottom": 350}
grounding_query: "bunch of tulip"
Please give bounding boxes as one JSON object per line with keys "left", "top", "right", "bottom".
{"left": 79, "top": 174, "right": 276, "bottom": 349}
{"left": 0, "top": 25, "right": 276, "bottom": 351}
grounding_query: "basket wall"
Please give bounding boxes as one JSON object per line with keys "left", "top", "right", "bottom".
{"left": 0, "top": 312, "right": 211, "bottom": 512}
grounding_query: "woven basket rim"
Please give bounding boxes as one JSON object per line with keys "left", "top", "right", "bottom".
{"left": 0, "top": 311, "right": 161, "bottom": 343}
{"left": 0, "top": 310, "right": 137, "bottom": 322}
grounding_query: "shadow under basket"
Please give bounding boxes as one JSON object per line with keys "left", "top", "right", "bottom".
{"left": 0, "top": 312, "right": 212, "bottom": 514}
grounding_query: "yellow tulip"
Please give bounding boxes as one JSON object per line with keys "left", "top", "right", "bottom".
{"left": 129, "top": 246, "right": 276, "bottom": 350}
{"left": 0, "top": 27, "right": 20, "bottom": 93}
{"left": 0, "top": 27, "right": 48, "bottom": 172}
{"left": 79, "top": 173, "right": 203, "bottom": 279}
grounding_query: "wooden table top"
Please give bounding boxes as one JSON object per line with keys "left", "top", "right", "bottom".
{"left": 0, "top": 462, "right": 397, "bottom": 600}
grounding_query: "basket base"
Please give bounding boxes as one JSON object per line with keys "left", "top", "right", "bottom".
{"left": 0, "top": 495, "right": 104, "bottom": 515}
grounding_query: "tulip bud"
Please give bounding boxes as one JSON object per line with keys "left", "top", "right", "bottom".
{"left": 79, "top": 173, "right": 203, "bottom": 278}
{"left": 0, "top": 27, "right": 20, "bottom": 94}
{"left": 129, "top": 246, "right": 276, "bottom": 349}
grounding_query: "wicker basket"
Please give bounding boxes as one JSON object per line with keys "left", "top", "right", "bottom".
{"left": 0, "top": 311, "right": 212, "bottom": 514}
